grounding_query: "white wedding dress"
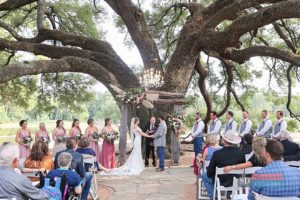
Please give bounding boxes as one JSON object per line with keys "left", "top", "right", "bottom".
{"left": 100, "top": 127, "right": 145, "bottom": 176}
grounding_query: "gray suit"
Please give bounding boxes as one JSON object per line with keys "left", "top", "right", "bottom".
{"left": 155, "top": 120, "right": 167, "bottom": 147}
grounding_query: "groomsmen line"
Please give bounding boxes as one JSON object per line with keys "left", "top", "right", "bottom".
{"left": 191, "top": 110, "right": 287, "bottom": 153}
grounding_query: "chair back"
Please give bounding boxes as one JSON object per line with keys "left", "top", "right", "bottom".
{"left": 254, "top": 192, "right": 300, "bottom": 200}
{"left": 285, "top": 161, "right": 300, "bottom": 168}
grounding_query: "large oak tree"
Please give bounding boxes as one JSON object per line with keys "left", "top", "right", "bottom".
{"left": 1, "top": 0, "right": 300, "bottom": 123}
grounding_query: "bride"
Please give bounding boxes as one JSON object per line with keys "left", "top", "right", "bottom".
{"left": 100, "top": 117, "right": 153, "bottom": 175}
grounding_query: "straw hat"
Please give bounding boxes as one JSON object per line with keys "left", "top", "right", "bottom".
{"left": 221, "top": 130, "right": 241, "bottom": 144}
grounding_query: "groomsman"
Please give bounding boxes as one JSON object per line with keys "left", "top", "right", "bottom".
{"left": 238, "top": 111, "right": 253, "bottom": 137}
{"left": 191, "top": 112, "right": 205, "bottom": 157}
{"left": 256, "top": 110, "right": 273, "bottom": 139}
{"left": 272, "top": 111, "right": 287, "bottom": 139}
{"left": 143, "top": 116, "right": 158, "bottom": 167}
{"left": 207, "top": 111, "right": 222, "bottom": 134}
{"left": 223, "top": 111, "right": 237, "bottom": 133}
{"left": 154, "top": 115, "right": 167, "bottom": 172}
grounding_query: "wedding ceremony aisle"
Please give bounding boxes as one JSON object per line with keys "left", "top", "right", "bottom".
{"left": 98, "top": 151, "right": 196, "bottom": 200}
{"left": 99, "top": 166, "right": 196, "bottom": 200}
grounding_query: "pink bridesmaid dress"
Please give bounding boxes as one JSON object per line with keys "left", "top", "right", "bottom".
{"left": 70, "top": 128, "right": 81, "bottom": 138}
{"left": 19, "top": 130, "right": 31, "bottom": 159}
{"left": 87, "top": 130, "right": 101, "bottom": 162}
{"left": 53, "top": 128, "right": 66, "bottom": 145}
{"left": 36, "top": 130, "right": 49, "bottom": 141}
{"left": 100, "top": 132, "right": 116, "bottom": 169}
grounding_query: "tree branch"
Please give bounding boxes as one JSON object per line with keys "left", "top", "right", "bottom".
{"left": 286, "top": 65, "right": 300, "bottom": 120}
{"left": 36, "top": 0, "right": 45, "bottom": 31}
{"left": 195, "top": 56, "right": 211, "bottom": 124}
{"left": 0, "top": 38, "right": 139, "bottom": 88}
{"left": 230, "top": 87, "right": 246, "bottom": 111}
{"left": 221, "top": 1, "right": 300, "bottom": 47}
{"left": 0, "top": 57, "right": 120, "bottom": 86}
{"left": 104, "top": 0, "right": 162, "bottom": 70}
{"left": 224, "top": 46, "right": 300, "bottom": 67}
{"left": 0, "top": 0, "right": 36, "bottom": 11}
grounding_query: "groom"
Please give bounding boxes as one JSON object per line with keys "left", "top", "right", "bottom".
{"left": 153, "top": 115, "right": 167, "bottom": 172}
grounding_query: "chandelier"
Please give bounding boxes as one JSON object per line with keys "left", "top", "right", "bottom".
{"left": 139, "top": 68, "right": 164, "bottom": 90}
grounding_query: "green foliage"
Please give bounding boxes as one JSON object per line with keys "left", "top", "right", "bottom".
{"left": 52, "top": 0, "right": 104, "bottom": 38}
{"left": 87, "top": 91, "right": 120, "bottom": 123}
{"left": 287, "top": 119, "right": 299, "bottom": 131}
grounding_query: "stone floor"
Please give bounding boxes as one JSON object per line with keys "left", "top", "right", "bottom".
{"left": 98, "top": 166, "right": 196, "bottom": 200}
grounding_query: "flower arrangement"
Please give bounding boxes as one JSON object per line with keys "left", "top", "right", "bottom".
{"left": 23, "top": 136, "right": 33, "bottom": 144}
{"left": 92, "top": 132, "right": 101, "bottom": 141}
{"left": 56, "top": 136, "right": 67, "bottom": 144}
{"left": 104, "top": 131, "right": 119, "bottom": 144}
{"left": 75, "top": 133, "right": 83, "bottom": 141}
{"left": 166, "top": 114, "right": 186, "bottom": 135}
{"left": 39, "top": 136, "right": 50, "bottom": 144}
{"left": 110, "top": 85, "right": 158, "bottom": 110}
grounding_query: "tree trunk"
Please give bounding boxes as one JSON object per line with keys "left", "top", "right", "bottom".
{"left": 118, "top": 104, "right": 128, "bottom": 165}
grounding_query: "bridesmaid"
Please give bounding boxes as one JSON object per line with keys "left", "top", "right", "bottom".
{"left": 100, "top": 118, "right": 116, "bottom": 169}
{"left": 69, "top": 119, "right": 82, "bottom": 140}
{"left": 15, "top": 120, "right": 32, "bottom": 159}
{"left": 52, "top": 120, "right": 67, "bottom": 145}
{"left": 85, "top": 119, "right": 101, "bottom": 162}
{"left": 35, "top": 122, "right": 50, "bottom": 143}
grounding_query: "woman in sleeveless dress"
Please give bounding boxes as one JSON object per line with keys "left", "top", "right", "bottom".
{"left": 101, "top": 117, "right": 153, "bottom": 176}
{"left": 15, "top": 120, "right": 32, "bottom": 159}
{"left": 100, "top": 118, "right": 117, "bottom": 169}
{"left": 52, "top": 120, "right": 67, "bottom": 146}
{"left": 35, "top": 122, "right": 50, "bottom": 144}
{"left": 69, "top": 119, "right": 82, "bottom": 141}
{"left": 85, "top": 118, "right": 101, "bottom": 162}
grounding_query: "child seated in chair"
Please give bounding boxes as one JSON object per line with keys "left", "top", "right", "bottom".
{"left": 47, "top": 152, "right": 82, "bottom": 196}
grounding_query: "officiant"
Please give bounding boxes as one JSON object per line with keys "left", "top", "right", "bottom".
{"left": 143, "top": 116, "right": 158, "bottom": 167}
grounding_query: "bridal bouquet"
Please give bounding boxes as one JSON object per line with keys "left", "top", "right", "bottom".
{"left": 104, "top": 131, "right": 119, "bottom": 144}
{"left": 92, "top": 132, "right": 101, "bottom": 141}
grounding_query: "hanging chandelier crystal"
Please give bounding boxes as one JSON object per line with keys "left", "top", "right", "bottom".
{"left": 139, "top": 68, "right": 164, "bottom": 90}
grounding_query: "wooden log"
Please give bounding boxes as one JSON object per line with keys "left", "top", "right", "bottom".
{"left": 156, "top": 98, "right": 187, "bottom": 104}
{"left": 146, "top": 90, "right": 184, "bottom": 98}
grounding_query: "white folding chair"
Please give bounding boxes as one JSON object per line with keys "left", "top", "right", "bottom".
{"left": 82, "top": 154, "right": 99, "bottom": 200}
{"left": 245, "top": 152, "right": 254, "bottom": 161}
{"left": 285, "top": 161, "right": 300, "bottom": 168}
{"left": 197, "top": 160, "right": 210, "bottom": 200}
{"left": 213, "top": 167, "right": 262, "bottom": 200}
{"left": 232, "top": 177, "right": 248, "bottom": 200}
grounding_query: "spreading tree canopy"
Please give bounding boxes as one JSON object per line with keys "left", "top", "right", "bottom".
{"left": 0, "top": 0, "right": 300, "bottom": 123}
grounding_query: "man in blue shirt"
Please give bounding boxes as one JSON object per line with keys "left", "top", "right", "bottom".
{"left": 48, "top": 152, "right": 82, "bottom": 195}
{"left": 248, "top": 140, "right": 300, "bottom": 200}
{"left": 55, "top": 138, "right": 92, "bottom": 200}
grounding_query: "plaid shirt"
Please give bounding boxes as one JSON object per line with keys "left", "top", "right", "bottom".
{"left": 248, "top": 160, "right": 300, "bottom": 200}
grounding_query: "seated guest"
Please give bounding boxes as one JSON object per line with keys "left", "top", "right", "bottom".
{"left": 24, "top": 141, "right": 54, "bottom": 181}
{"left": 279, "top": 130, "right": 300, "bottom": 156}
{"left": 248, "top": 140, "right": 300, "bottom": 200}
{"left": 47, "top": 152, "right": 82, "bottom": 195}
{"left": 224, "top": 137, "right": 267, "bottom": 173}
{"left": 55, "top": 138, "right": 92, "bottom": 200}
{"left": 0, "top": 142, "right": 48, "bottom": 199}
{"left": 239, "top": 134, "right": 253, "bottom": 154}
{"left": 202, "top": 134, "right": 222, "bottom": 162}
{"left": 202, "top": 131, "right": 245, "bottom": 200}
{"left": 76, "top": 137, "right": 110, "bottom": 173}
{"left": 52, "top": 140, "right": 66, "bottom": 158}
